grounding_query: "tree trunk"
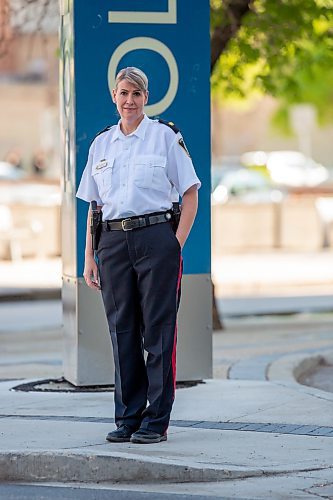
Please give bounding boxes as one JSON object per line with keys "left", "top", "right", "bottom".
{"left": 211, "top": 0, "right": 253, "bottom": 73}
{"left": 212, "top": 281, "right": 223, "bottom": 330}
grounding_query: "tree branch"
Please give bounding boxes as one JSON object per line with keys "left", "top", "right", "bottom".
{"left": 211, "top": 0, "right": 253, "bottom": 74}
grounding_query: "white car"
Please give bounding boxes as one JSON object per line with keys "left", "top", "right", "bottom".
{"left": 260, "top": 151, "right": 328, "bottom": 188}
{"left": 0, "top": 161, "right": 24, "bottom": 180}
{"left": 212, "top": 166, "right": 284, "bottom": 204}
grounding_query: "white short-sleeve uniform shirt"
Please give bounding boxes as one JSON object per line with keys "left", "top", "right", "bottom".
{"left": 76, "top": 114, "right": 201, "bottom": 221}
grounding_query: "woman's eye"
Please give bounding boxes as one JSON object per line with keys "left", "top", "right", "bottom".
{"left": 120, "top": 91, "right": 127, "bottom": 95}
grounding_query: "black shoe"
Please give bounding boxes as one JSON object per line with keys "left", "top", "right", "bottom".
{"left": 106, "top": 424, "right": 134, "bottom": 443}
{"left": 130, "top": 429, "right": 167, "bottom": 444}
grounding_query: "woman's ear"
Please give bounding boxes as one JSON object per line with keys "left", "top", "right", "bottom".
{"left": 112, "top": 89, "right": 117, "bottom": 103}
{"left": 144, "top": 91, "right": 149, "bottom": 105}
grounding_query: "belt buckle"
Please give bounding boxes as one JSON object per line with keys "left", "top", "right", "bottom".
{"left": 121, "top": 218, "right": 133, "bottom": 231}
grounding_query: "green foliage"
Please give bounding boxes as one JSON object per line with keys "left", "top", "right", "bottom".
{"left": 211, "top": 0, "right": 333, "bottom": 126}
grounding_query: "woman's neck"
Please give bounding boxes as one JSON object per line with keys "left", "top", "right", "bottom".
{"left": 120, "top": 114, "right": 144, "bottom": 136}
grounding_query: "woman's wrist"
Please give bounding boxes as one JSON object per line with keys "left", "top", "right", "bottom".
{"left": 175, "top": 232, "right": 186, "bottom": 249}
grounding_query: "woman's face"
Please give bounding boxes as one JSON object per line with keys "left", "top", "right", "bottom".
{"left": 112, "top": 79, "right": 148, "bottom": 123}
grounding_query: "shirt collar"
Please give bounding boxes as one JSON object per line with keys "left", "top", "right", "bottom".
{"left": 111, "top": 114, "right": 149, "bottom": 143}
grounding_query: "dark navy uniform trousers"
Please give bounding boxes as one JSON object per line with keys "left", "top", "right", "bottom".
{"left": 97, "top": 220, "right": 182, "bottom": 434}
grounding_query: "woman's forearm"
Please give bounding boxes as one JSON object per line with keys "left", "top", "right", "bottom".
{"left": 175, "top": 185, "right": 198, "bottom": 248}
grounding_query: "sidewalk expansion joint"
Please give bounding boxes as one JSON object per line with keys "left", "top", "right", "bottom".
{"left": 1, "top": 415, "right": 333, "bottom": 437}
{"left": 61, "top": 442, "right": 108, "bottom": 450}
{"left": 223, "top": 401, "right": 291, "bottom": 422}
{"left": 272, "top": 381, "right": 333, "bottom": 402}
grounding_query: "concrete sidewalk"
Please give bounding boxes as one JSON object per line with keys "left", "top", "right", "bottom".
{"left": 0, "top": 377, "right": 333, "bottom": 484}
{"left": 1, "top": 302, "right": 333, "bottom": 496}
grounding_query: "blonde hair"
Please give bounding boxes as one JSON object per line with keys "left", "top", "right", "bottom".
{"left": 115, "top": 67, "right": 148, "bottom": 93}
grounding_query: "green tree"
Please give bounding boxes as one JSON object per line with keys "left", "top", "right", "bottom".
{"left": 210, "top": 0, "right": 333, "bottom": 127}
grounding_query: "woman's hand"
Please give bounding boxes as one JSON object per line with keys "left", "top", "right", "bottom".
{"left": 84, "top": 254, "right": 101, "bottom": 290}
{"left": 175, "top": 234, "right": 185, "bottom": 250}
{"left": 175, "top": 185, "right": 198, "bottom": 250}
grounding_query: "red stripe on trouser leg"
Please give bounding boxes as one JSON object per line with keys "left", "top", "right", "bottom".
{"left": 172, "top": 255, "right": 183, "bottom": 394}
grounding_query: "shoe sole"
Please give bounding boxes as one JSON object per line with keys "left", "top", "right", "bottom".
{"left": 106, "top": 436, "right": 131, "bottom": 443}
{"left": 130, "top": 435, "right": 167, "bottom": 444}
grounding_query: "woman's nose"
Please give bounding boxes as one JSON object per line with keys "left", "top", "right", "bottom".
{"left": 126, "top": 94, "right": 134, "bottom": 104}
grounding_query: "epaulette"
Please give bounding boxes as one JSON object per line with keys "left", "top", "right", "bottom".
{"left": 90, "top": 125, "right": 112, "bottom": 145}
{"left": 158, "top": 118, "right": 179, "bottom": 134}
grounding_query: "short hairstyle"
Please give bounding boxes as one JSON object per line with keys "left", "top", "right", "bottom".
{"left": 115, "top": 67, "right": 148, "bottom": 93}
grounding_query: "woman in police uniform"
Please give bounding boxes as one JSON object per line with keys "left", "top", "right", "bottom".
{"left": 76, "top": 67, "right": 200, "bottom": 444}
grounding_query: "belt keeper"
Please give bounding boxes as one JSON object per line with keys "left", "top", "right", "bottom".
{"left": 144, "top": 214, "right": 150, "bottom": 226}
{"left": 106, "top": 221, "right": 111, "bottom": 231}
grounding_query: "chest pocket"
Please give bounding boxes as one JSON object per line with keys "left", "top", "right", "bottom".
{"left": 134, "top": 155, "right": 169, "bottom": 193}
{"left": 91, "top": 158, "right": 114, "bottom": 200}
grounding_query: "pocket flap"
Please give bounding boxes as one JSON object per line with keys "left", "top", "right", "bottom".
{"left": 134, "top": 155, "right": 166, "bottom": 168}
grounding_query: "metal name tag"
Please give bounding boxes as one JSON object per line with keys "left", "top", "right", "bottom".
{"left": 96, "top": 159, "right": 108, "bottom": 170}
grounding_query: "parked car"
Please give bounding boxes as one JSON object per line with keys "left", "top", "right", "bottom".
{"left": 0, "top": 161, "right": 24, "bottom": 180}
{"left": 212, "top": 163, "right": 284, "bottom": 204}
{"left": 211, "top": 157, "right": 242, "bottom": 191}
{"left": 241, "top": 150, "right": 329, "bottom": 188}
{"left": 266, "top": 151, "right": 329, "bottom": 188}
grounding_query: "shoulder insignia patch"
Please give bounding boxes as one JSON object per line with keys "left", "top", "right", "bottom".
{"left": 178, "top": 138, "right": 191, "bottom": 158}
{"left": 158, "top": 118, "right": 179, "bottom": 134}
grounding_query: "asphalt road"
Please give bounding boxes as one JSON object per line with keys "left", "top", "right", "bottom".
{"left": 0, "top": 484, "right": 229, "bottom": 500}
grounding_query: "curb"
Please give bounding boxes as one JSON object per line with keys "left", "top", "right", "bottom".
{"left": 0, "top": 289, "right": 61, "bottom": 302}
{"left": 0, "top": 451, "right": 327, "bottom": 484}
{"left": 267, "top": 350, "right": 333, "bottom": 383}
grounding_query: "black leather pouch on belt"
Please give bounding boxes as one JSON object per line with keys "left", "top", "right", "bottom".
{"left": 171, "top": 202, "right": 181, "bottom": 233}
{"left": 90, "top": 201, "right": 102, "bottom": 251}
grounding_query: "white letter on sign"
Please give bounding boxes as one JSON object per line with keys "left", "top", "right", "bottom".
{"left": 108, "top": 37, "right": 179, "bottom": 116}
{"left": 108, "top": 0, "right": 177, "bottom": 24}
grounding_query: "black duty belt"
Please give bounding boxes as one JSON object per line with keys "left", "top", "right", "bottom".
{"left": 101, "top": 210, "right": 173, "bottom": 232}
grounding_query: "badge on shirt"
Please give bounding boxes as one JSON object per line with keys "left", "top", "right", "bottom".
{"left": 178, "top": 138, "right": 191, "bottom": 158}
{"left": 96, "top": 159, "right": 108, "bottom": 170}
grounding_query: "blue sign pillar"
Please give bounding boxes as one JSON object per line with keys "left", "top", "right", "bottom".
{"left": 60, "top": 0, "right": 212, "bottom": 385}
